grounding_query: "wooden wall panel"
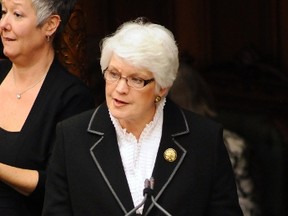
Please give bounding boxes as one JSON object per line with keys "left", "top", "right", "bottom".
{"left": 279, "top": 0, "right": 288, "bottom": 74}
{"left": 174, "top": 0, "right": 211, "bottom": 69}
{"left": 72, "top": 0, "right": 288, "bottom": 110}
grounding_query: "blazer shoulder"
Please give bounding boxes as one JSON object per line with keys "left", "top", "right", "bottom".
{"left": 183, "top": 108, "right": 221, "bottom": 128}
{"left": 47, "top": 59, "right": 90, "bottom": 90}
{"left": 166, "top": 99, "right": 222, "bottom": 133}
{"left": 61, "top": 109, "right": 95, "bottom": 127}
{"left": 0, "top": 59, "right": 11, "bottom": 82}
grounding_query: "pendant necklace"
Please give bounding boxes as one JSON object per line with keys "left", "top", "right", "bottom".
{"left": 14, "top": 72, "right": 47, "bottom": 100}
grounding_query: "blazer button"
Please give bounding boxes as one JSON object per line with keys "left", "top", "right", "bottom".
{"left": 164, "top": 148, "right": 177, "bottom": 162}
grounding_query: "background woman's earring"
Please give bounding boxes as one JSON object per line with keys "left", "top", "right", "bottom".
{"left": 155, "top": 96, "right": 161, "bottom": 103}
{"left": 46, "top": 35, "right": 51, "bottom": 42}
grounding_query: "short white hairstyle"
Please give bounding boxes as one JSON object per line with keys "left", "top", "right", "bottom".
{"left": 100, "top": 18, "right": 179, "bottom": 89}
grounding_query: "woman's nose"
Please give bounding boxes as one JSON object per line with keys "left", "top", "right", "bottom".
{"left": 0, "top": 15, "right": 11, "bottom": 31}
{"left": 115, "top": 78, "right": 129, "bottom": 93}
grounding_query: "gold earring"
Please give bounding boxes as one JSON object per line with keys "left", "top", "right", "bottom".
{"left": 155, "top": 96, "right": 161, "bottom": 103}
{"left": 46, "top": 35, "right": 51, "bottom": 42}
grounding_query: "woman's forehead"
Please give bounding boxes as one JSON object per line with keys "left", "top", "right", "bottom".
{"left": 2, "top": 0, "right": 32, "bottom": 8}
{"left": 108, "top": 55, "right": 153, "bottom": 76}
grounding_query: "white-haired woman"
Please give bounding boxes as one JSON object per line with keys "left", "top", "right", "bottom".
{"left": 0, "top": 0, "right": 95, "bottom": 215}
{"left": 43, "top": 18, "right": 243, "bottom": 216}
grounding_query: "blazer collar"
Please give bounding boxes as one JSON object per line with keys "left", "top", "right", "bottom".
{"left": 88, "top": 100, "right": 189, "bottom": 215}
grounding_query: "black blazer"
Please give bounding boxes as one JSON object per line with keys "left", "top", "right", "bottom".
{"left": 43, "top": 100, "right": 243, "bottom": 216}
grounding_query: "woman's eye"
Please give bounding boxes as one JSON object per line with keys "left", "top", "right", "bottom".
{"left": 110, "top": 71, "right": 120, "bottom": 78}
{"left": 131, "top": 77, "right": 143, "bottom": 84}
{"left": 14, "top": 12, "right": 22, "bottom": 18}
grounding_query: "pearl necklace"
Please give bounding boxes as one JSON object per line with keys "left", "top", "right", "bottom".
{"left": 14, "top": 72, "right": 47, "bottom": 99}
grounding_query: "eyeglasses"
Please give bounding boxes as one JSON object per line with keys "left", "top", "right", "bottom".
{"left": 103, "top": 69, "right": 155, "bottom": 89}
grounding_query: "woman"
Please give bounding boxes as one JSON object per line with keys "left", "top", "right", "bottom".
{"left": 0, "top": 0, "right": 95, "bottom": 215}
{"left": 169, "top": 56, "right": 260, "bottom": 216}
{"left": 43, "top": 18, "right": 243, "bottom": 215}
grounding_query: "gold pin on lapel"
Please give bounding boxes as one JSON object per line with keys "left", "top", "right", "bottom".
{"left": 164, "top": 148, "right": 177, "bottom": 162}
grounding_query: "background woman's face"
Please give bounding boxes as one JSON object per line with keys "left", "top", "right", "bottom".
{"left": 0, "top": 0, "right": 46, "bottom": 60}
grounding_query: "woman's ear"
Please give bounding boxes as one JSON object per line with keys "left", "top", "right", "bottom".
{"left": 45, "top": 15, "right": 61, "bottom": 36}
{"left": 159, "top": 87, "right": 170, "bottom": 97}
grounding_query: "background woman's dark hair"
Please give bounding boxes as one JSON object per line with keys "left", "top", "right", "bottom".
{"left": 169, "top": 53, "right": 216, "bottom": 117}
{"left": 56, "top": 0, "right": 78, "bottom": 34}
{"left": 53, "top": 0, "right": 78, "bottom": 49}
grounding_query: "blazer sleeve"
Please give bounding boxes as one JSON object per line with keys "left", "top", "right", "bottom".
{"left": 42, "top": 122, "right": 73, "bottom": 216}
{"left": 209, "top": 126, "right": 243, "bottom": 215}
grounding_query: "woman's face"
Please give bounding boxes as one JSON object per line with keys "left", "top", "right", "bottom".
{"left": 105, "top": 54, "right": 167, "bottom": 126}
{"left": 0, "top": 0, "right": 46, "bottom": 60}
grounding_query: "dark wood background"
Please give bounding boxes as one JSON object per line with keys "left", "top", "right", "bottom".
{"left": 75, "top": 0, "right": 288, "bottom": 115}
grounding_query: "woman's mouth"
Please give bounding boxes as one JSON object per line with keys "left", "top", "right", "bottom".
{"left": 114, "top": 98, "right": 128, "bottom": 106}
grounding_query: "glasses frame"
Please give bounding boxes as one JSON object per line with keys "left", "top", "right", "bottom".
{"left": 103, "top": 68, "right": 155, "bottom": 89}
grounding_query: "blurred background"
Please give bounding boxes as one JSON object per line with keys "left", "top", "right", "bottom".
{"left": 56, "top": 0, "right": 288, "bottom": 113}
{"left": 1, "top": 0, "right": 287, "bottom": 215}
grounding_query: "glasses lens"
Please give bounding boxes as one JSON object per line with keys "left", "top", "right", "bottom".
{"left": 105, "top": 70, "right": 119, "bottom": 82}
{"left": 128, "top": 77, "right": 145, "bottom": 88}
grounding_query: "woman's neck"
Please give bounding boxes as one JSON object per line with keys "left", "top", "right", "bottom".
{"left": 118, "top": 107, "right": 157, "bottom": 140}
{"left": 11, "top": 52, "right": 54, "bottom": 81}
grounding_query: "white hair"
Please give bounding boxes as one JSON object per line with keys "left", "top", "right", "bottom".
{"left": 100, "top": 18, "right": 179, "bottom": 89}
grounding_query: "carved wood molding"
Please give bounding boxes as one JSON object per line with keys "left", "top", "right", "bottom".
{"left": 56, "top": 2, "right": 89, "bottom": 84}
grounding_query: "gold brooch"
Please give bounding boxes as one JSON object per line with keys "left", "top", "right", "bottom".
{"left": 163, "top": 148, "right": 177, "bottom": 162}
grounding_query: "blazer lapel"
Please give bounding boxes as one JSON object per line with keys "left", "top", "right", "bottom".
{"left": 88, "top": 105, "right": 135, "bottom": 214}
{"left": 144, "top": 101, "right": 189, "bottom": 215}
